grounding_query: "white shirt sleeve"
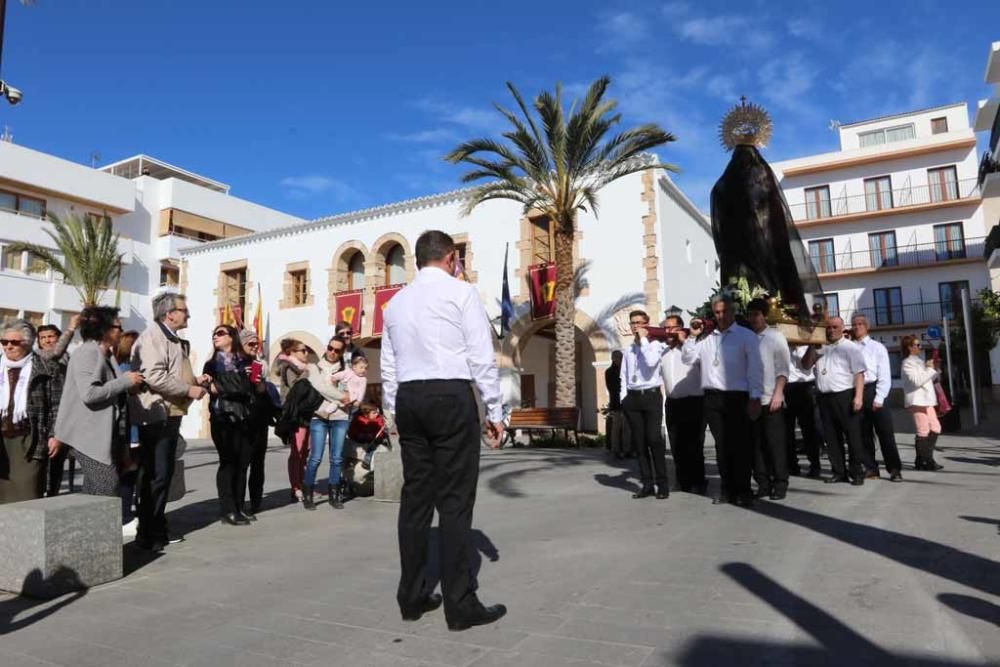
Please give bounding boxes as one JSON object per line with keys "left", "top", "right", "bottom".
{"left": 381, "top": 318, "right": 398, "bottom": 417}
{"left": 681, "top": 338, "right": 700, "bottom": 365}
{"left": 875, "top": 345, "right": 891, "bottom": 404}
{"left": 849, "top": 343, "right": 867, "bottom": 376}
{"left": 462, "top": 288, "right": 503, "bottom": 422}
{"left": 746, "top": 332, "right": 764, "bottom": 400}
{"left": 773, "top": 336, "right": 791, "bottom": 380}
{"left": 619, "top": 353, "right": 628, "bottom": 403}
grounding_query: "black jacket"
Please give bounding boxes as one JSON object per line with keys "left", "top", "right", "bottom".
{"left": 274, "top": 380, "right": 323, "bottom": 441}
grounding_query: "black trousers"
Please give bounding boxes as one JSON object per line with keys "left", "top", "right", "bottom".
{"left": 784, "top": 381, "right": 821, "bottom": 469}
{"left": 860, "top": 383, "right": 902, "bottom": 474}
{"left": 396, "top": 380, "right": 482, "bottom": 620}
{"left": 247, "top": 420, "right": 269, "bottom": 508}
{"left": 210, "top": 420, "right": 253, "bottom": 516}
{"left": 817, "top": 389, "right": 864, "bottom": 480}
{"left": 704, "top": 390, "right": 752, "bottom": 499}
{"left": 46, "top": 446, "right": 70, "bottom": 496}
{"left": 665, "top": 395, "right": 705, "bottom": 490}
{"left": 752, "top": 407, "right": 789, "bottom": 493}
{"left": 622, "top": 388, "right": 667, "bottom": 488}
{"left": 137, "top": 416, "right": 181, "bottom": 542}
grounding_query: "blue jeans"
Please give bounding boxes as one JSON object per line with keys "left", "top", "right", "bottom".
{"left": 305, "top": 417, "right": 348, "bottom": 489}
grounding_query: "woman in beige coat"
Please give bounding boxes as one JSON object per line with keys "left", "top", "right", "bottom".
{"left": 900, "top": 335, "right": 942, "bottom": 471}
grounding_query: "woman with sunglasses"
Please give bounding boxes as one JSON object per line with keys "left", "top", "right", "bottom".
{"left": 54, "top": 307, "right": 144, "bottom": 505}
{"left": 203, "top": 324, "right": 264, "bottom": 525}
{"left": 302, "top": 335, "right": 352, "bottom": 510}
{"left": 900, "top": 335, "right": 944, "bottom": 471}
{"left": 274, "top": 338, "right": 311, "bottom": 502}
{"left": 334, "top": 321, "right": 364, "bottom": 366}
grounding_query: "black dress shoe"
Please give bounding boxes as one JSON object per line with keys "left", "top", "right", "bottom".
{"left": 221, "top": 512, "right": 250, "bottom": 526}
{"left": 134, "top": 537, "right": 165, "bottom": 552}
{"left": 889, "top": 472, "right": 903, "bottom": 483}
{"left": 447, "top": 603, "right": 507, "bottom": 631}
{"left": 824, "top": 475, "right": 848, "bottom": 484}
{"left": 850, "top": 477, "right": 864, "bottom": 486}
{"left": 401, "top": 593, "right": 443, "bottom": 621}
{"left": 806, "top": 466, "right": 822, "bottom": 478}
{"left": 655, "top": 489, "right": 669, "bottom": 500}
{"left": 632, "top": 486, "right": 654, "bottom": 499}
{"left": 240, "top": 507, "right": 257, "bottom": 522}
{"left": 769, "top": 489, "right": 786, "bottom": 500}
{"left": 754, "top": 487, "right": 771, "bottom": 499}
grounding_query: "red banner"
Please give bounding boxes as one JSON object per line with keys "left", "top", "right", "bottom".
{"left": 373, "top": 284, "right": 403, "bottom": 336}
{"left": 528, "top": 263, "right": 556, "bottom": 320}
{"left": 334, "top": 291, "right": 363, "bottom": 334}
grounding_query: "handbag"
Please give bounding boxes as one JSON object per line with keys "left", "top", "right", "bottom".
{"left": 934, "top": 380, "right": 951, "bottom": 416}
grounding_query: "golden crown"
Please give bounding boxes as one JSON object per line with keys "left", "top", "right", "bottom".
{"left": 719, "top": 96, "right": 773, "bottom": 151}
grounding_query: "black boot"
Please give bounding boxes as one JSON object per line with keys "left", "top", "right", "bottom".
{"left": 302, "top": 485, "right": 316, "bottom": 511}
{"left": 926, "top": 432, "right": 944, "bottom": 471}
{"left": 329, "top": 483, "right": 344, "bottom": 509}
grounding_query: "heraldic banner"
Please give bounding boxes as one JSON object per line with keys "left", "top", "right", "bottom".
{"left": 528, "top": 262, "right": 556, "bottom": 320}
{"left": 334, "top": 291, "right": 363, "bottom": 335}
{"left": 373, "top": 284, "right": 403, "bottom": 336}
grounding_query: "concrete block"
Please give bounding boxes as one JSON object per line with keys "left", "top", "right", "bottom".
{"left": 373, "top": 447, "right": 403, "bottom": 503}
{"left": 0, "top": 494, "right": 122, "bottom": 598}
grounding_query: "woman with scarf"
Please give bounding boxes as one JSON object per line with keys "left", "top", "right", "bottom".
{"left": 202, "top": 324, "right": 264, "bottom": 525}
{"left": 54, "top": 307, "right": 143, "bottom": 500}
{"left": 0, "top": 320, "right": 62, "bottom": 503}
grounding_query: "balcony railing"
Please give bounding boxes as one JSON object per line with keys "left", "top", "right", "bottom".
{"left": 979, "top": 152, "right": 1000, "bottom": 187}
{"left": 811, "top": 237, "right": 985, "bottom": 275}
{"left": 834, "top": 299, "right": 982, "bottom": 329}
{"left": 787, "top": 178, "right": 980, "bottom": 223}
{"left": 991, "top": 103, "right": 1000, "bottom": 155}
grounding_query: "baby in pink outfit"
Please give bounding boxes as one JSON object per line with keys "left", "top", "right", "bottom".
{"left": 330, "top": 355, "right": 368, "bottom": 408}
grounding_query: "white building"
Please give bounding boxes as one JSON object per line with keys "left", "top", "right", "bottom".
{"left": 0, "top": 143, "right": 306, "bottom": 331}
{"left": 179, "top": 162, "right": 717, "bottom": 438}
{"left": 773, "top": 103, "right": 997, "bottom": 389}
{"left": 973, "top": 42, "right": 1000, "bottom": 315}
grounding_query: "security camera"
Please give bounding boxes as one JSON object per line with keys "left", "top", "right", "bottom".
{"left": 0, "top": 82, "right": 23, "bottom": 105}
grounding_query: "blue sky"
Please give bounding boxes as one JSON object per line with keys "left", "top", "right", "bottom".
{"left": 2, "top": 0, "right": 999, "bottom": 219}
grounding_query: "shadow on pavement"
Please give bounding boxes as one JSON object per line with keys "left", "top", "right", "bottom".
{"left": 424, "top": 528, "right": 498, "bottom": 594}
{"left": 937, "top": 593, "right": 1000, "bottom": 627}
{"left": 0, "top": 567, "right": 87, "bottom": 634}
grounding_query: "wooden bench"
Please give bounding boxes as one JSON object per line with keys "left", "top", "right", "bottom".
{"left": 509, "top": 407, "right": 579, "bottom": 447}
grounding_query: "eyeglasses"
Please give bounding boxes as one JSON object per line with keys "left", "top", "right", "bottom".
{"left": 171, "top": 308, "right": 190, "bottom": 314}
{"left": 212, "top": 330, "right": 230, "bottom": 338}
{"left": 0, "top": 339, "right": 23, "bottom": 346}
{"left": 629, "top": 320, "right": 647, "bottom": 326}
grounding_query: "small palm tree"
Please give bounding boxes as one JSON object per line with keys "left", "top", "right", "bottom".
{"left": 10, "top": 212, "right": 123, "bottom": 306}
{"left": 446, "top": 76, "right": 677, "bottom": 408}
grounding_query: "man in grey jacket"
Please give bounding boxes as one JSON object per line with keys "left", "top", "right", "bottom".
{"left": 130, "top": 293, "right": 207, "bottom": 551}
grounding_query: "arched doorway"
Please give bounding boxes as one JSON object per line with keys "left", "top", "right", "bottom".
{"left": 267, "top": 330, "right": 325, "bottom": 366}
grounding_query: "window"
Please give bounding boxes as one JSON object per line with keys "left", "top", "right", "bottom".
{"left": 927, "top": 166, "right": 959, "bottom": 202}
{"left": 939, "top": 280, "right": 970, "bottom": 320}
{"left": 26, "top": 252, "right": 48, "bottom": 275}
{"left": 0, "top": 307, "right": 17, "bottom": 325}
{"left": 290, "top": 269, "right": 308, "bottom": 306}
{"left": 2, "top": 246, "right": 22, "bottom": 271}
{"left": 864, "top": 176, "right": 893, "bottom": 212}
{"left": 868, "top": 231, "right": 898, "bottom": 268}
{"left": 385, "top": 244, "right": 405, "bottom": 285}
{"left": 809, "top": 239, "right": 836, "bottom": 273}
{"left": 530, "top": 216, "right": 555, "bottom": 263}
{"left": 804, "top": 186, "right": 831, "bottom": 220}
{"left": 0, "top": 189, "right": 46, "bottom": 218}
{"left": 873, "top": 287, "right": 904, "bottom": 326}
{"left": 222, "top": 267, "right": 247, "bottom": 310}
{"left": 24, "top": 311, "right": 44, "bottom": 328}
{"left": 933, "top": 223, "right": 965, "bottom": 260}
{"left": 888, "top": 351, "right": 902, "bottom": 379}
{"left": 930, "top": 117, "right": 948, "bottom": 134}
{"left": 814, "top": 293, "right": 840, "bottom": 319}
{"left": 455, "top": 242, "right": 471, "bottom": 273}
{"left": 160, "top": 263, "right": 179, "bottom": 287}
{"left": 858, "top": 124, "right": 915, "bottom": 147}
{"left": 347, "top": 251, "right": 365, "bottom": 291}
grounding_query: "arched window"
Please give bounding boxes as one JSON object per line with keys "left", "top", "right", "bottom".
{"left": 385, "top": 244, "right": 405, "bottom": 285}
{"left": 347, "top": 251, "right": 365, "bottom": 291}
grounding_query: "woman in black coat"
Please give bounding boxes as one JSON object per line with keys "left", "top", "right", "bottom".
{"left": 202, "top": 324, "right": 264, "bottom": 526}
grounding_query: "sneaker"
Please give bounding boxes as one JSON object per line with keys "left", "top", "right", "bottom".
{"left": 121, "top": 518, "right": 139, "bottom": 540}
{"left": 166, "top": 533, "right": 186, "bottom": 545}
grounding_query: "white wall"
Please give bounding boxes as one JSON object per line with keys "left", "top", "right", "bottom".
{"left": 837, "top": 104, "right": 969, "bottom": 151}
{"left": 657, "top": 176, "right": 718, "bottom": 320}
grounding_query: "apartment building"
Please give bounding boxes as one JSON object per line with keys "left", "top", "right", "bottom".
{"left": 773, "top": 103, "right": 995, "bottom": 385}
{"left": 974, "top": 42, "right": 1000, "bottom": 288}
{"left": 0, "top": 143, "right": 305, "bottom": 331}
{"left": 178, "top": 163, "right": 717, "bottom": 438}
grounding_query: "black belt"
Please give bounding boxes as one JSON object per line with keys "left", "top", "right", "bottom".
{"left": 400, "top": 378, "right": 469, "bottom": 386}
{"left": 864, "top": 382, "right": 878, "bottom": 387}
{"left": 703, "top": 389, "right": 749, "bottom": 396}
{"left": 627, "top": 387, "right": 661, "bottom": 395}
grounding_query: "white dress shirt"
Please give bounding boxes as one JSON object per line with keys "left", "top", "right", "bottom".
{"left": 681, "top": 323, "right": 764, "bottom": 399}
{"left": 756, "top": 327, "right": 791, "bottom": 405}
{"left": 788, "top": 345, "right": 816, "bottom": 384}
{"left": 660, "top": 345, "right": 702, "bottom": 399}
{"left": 814, "top": 338, "right": 866, "bottom": 394}
{"left": 619, "top": 338, "right": 667, "bottom": 402}
{"left": 381, "top": 266, "right": 503, "bottom": 422}
{"left": 855, "top": 335, "right": 891, "bottom": 404}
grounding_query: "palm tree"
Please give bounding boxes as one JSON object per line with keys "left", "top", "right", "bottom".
{"left": 446, "top": 76, "right": 677, "bottom": 408}
{"left": 10, "top": 212, "right": 123, "bottom": 306}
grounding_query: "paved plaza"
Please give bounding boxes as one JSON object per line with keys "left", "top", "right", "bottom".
{"left": 1, "top": 412, "right": 998, "bottom": 666}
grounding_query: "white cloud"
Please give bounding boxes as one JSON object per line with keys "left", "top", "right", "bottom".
{"left": 786, "top": 17, "right": 823, "bottom": 41}
{"left": 758, "top": 53, "right": 820, "bottom": 114}
{"left": 415, "top": 98, "right": 503, "bottom": 133}
{"left": 279, "top": 175, "right": 358, "bottom": 201}
{"left": 660, "top": 2, "right": 689, "bottom": 19}
{"left": 385, "top": 128, "right": 458, "bottom": 144}
{"left": 597, "top": 11, "right": 649, "bottom": 49}
{"left": 677, "top": 15, "right": 774, "bottom": 50}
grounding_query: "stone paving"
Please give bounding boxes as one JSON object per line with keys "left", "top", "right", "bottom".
{"left": 1, "top": 412, "right": 997, "bottom": 666}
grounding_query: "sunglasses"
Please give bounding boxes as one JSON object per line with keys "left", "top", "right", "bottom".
{"left": 293, "top": 347, "right": 307, "bottom": 353}
{"left": 0, "top": 339, "right": 24, "bottom": 346}
{"left": 110, "top": 324, "right": 122, "bottom": 331}
{"left": 212, "top": 330, "right": 230, "bottom": 338}
{"left": 327, "top": 345, "right": 343, "bottom": 353}
{"left": 337, "top": 331, "right": 352, "bottom": 337}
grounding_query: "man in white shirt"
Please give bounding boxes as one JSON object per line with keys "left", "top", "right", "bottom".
{"left": 803, "top": 316, "right": 866, "bottom": 485}
{"left": 850, "top": 313, "right": 902, "bottom": 482}
{"left": 682, "top": 295, "right": 763, "bottom": 507}
{"left": 746, "top": 299, "right": 791, "bottom": 500}
{"left": 381, "top": 230, "right": 506, "bottom": 631}
{"left": 619, "top": 309, "right": 669, "bottom": 499}
{"left": 660, "top": 314, "right": 706, "bottom": 494}
{"left": 785, "top": 345, "right": 822, "bottom": 478}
